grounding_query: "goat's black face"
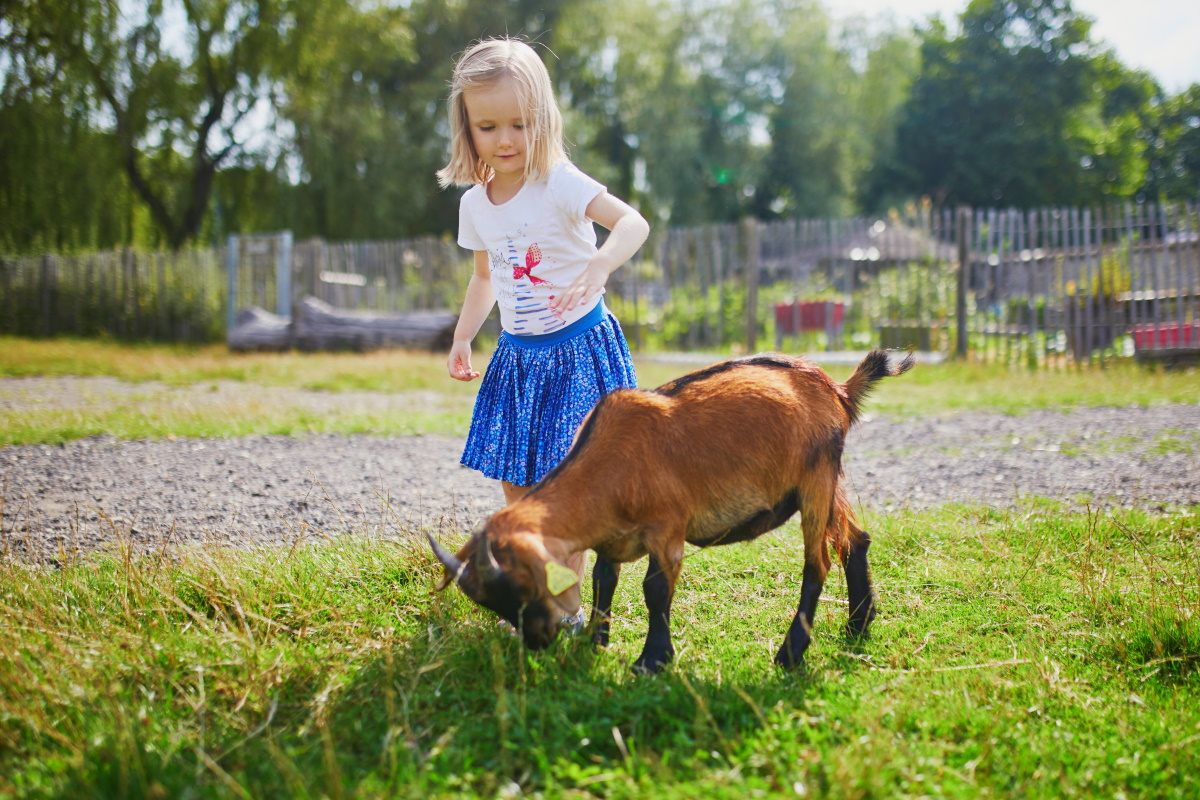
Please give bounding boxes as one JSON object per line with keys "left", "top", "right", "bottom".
{"left": 476, "top": 571, "right": 559, "bottom": 650}
{"left": 431, "top": 532, "right": 571, "bottom": 650}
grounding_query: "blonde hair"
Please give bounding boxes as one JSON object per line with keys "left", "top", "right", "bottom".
{"left": 436, "top": 38, "right": 567, "bottom": 188}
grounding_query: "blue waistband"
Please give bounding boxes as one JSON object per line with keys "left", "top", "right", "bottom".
{"left": 502, "top": 302, "right": 607, "bottom": 349}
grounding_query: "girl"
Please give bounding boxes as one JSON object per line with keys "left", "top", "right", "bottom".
{"left": 437, "top": 38, "right": 650, "bottom": 522}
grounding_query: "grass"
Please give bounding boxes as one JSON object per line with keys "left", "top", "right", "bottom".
{"left": 0, "top": 337, "right": 471, "bottom": 392}
{"left": 1, "top": 502, "right": 1197, "bottom": 798}
{"left": 2, "top": 338, "right": 1199, "bottom": 796}
{"left": 1, "top": 337, "right": 1198, "bottom": 446}
{"left": 0, "top": 392, "right": 475, "bottom": 445}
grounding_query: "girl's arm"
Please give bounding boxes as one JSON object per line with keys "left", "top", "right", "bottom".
{"left": 550, "top": 192, "right": 650, "bottom": 313}
{"left": 448, "top": 250, "right": 496, "bottom": 381}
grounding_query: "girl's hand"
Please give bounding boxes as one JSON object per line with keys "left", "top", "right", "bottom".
{"left": 448, "top": 341, "right": 480, "bottom": 381}
{"left": 550, "top": 261, "right": 609, "bottom": 313}
{"left": 551, "top": 190, "right": 648, "bottom": 314}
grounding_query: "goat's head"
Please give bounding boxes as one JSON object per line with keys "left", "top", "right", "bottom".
{"left": 428, "top": 527, "right": 582, "bottom": 650}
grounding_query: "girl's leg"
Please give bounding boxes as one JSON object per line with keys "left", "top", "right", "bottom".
{"left": 501, "top": 481, "right": 530, "bottom": 505}
{"left": 501, "top": 480, "right": 587, "bottom": 579}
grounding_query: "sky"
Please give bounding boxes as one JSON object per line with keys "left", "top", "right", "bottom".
{"left": 832, "top": 0, "right": 1200, "bottom": 94}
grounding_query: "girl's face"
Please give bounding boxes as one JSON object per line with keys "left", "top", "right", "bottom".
{"left": 462, "top": 78, "right": 528, "bottom": 192}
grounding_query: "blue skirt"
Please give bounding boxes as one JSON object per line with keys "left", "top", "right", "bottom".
{"left": 461, "top": 303, "right": 637, "bottom": 486}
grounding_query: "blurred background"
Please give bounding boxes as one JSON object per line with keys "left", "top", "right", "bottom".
{"left": 2, "top": 0, "right": 1198, "bottom": 364}
{"left": 4, "top": 0, "right": 1196, "bottom": 252}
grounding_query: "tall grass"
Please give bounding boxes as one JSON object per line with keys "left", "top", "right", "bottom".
{"left": 2, "top": 502, "right": 1197, "bottom": 798}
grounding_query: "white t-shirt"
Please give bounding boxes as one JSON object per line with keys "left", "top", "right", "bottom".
{"left": 457, "top": 162, "right": 606, "bottom": 336}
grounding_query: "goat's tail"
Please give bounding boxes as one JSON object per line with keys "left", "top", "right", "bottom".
{"left": 840, "top": 349, "right": 915, "bottom": 425}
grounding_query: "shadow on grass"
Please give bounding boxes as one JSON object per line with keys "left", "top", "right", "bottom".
{"left": 39, "top": 605, "right": 861, "bottom": 799}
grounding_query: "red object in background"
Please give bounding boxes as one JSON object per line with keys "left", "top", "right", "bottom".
{"left": 1130, "top": 323, "right": 1200, "bottom": 349}
{"left": 774, "top": 301, "right": 845, "bottom": 334}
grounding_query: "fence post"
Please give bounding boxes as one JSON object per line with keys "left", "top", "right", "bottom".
{"left": 226, "top": 234, "right": 239, "bottom": 335}
{"left": 955, "top": 207, "right": 970, "bottom": 358}
{"left": 743, "top": 217, "right": 760, "bottom": 354}
{"left": 305, "top": 238, "right": 320, "bottom": 301}
{"left": 157, "top": 252, "right": 168, "bottom": 340}
{"left": 277, "top": 230, "right": 293, "bottom": 319}
{"left": 0, "top": 259, "right": 10, "bottom": 334}
{"left": 39, "top": 254, "right": 50, "bottom": 337}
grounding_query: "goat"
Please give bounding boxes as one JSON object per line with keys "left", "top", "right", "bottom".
{"left": 429, "top": 349, "right": 914, "bottom": 672}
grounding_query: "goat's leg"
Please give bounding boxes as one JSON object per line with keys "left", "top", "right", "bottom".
{"left": 842, "top": 529, "right": 876, "bottom": 636}
{"left": 777, "top": 484, "right": 836, "bottom": 669}
{"left": 589, "top": 555, "right": 621, "bottom": 647}
{"left": 775, "top": 561, "right": 825, "bottom": 668}
{"left": 634, "top": 554, "right": 680, "bottom": 674}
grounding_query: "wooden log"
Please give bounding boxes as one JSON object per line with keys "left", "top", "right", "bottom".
{"left": 292, "top": 295, "right": 457, "bottom": 352}
{"left": 227, "top": 296, "right": 458, "bottom": 352}
{"left": 227, "top": 306, "right": 292, "bottom": 352}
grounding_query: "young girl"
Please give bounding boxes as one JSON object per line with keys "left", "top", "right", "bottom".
{"left": 437, "top": 38, "right": 649, "bottom": 523}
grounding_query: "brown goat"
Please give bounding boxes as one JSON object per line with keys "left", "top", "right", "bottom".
{"left": 429, "top": 349, "right": 914, "bottom": 672}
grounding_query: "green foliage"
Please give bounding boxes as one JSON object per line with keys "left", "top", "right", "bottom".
{"left": 859, "top": 260, "right": 953, "bottom": 326}
{"left": 877, "top": 0, "right": 1161, "bottom": 209}
{"left": 1065, "top": 52, "right": 1156, "bottom": 201}
{"left": 0, "top": 97, "right": 137, "bottom": 253}
{"left": 0, "top": 0, "right": 1191, "bottom": 255}
{"left": 3, "top": 0, "right": 297, "bottom": 250}
{"left": 276, "top": 0, "right": 568, "bottom": 241}
{"left": 1141, "top": 83, "right": 1200, "bottom": 201}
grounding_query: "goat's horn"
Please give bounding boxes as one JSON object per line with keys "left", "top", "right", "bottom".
{"left": 427, "top": 532, "right": 464, "bottom": 580}
{"left": 475, "top": 533, "right": 503, "bottom": 583}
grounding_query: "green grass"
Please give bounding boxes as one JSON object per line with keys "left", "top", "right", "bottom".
{"left": 1, "top": 503, "right": 1197, "bottom": 798}
{"left": 3, "top": 338, "right": 1199, "bottom": 796}
{"left": 1, "top": 337, "right": 1198, "bottom": 446}
{"left": 0, "top": 336, "right": 479, "bottom": 393}
{"left": 0, "top": 396, "right": 475, "bottom": 445}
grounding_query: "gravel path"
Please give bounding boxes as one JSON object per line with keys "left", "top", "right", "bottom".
{"left": 2, "top": 377, "right": 1198, "bottom": 562}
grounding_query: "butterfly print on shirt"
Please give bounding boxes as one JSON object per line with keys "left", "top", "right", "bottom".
{"left": 513, "top": 243, "right": 552, "bottom": 285}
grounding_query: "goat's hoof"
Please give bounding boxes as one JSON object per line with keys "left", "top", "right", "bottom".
{"left": 848, "top": 607, "right": 877, "bottom": 634}
{"left": 773, "top": 645, "right": 807, "bottom": 670}
{"left": 845, "top": 621, "right": 873, "bottom": 640}
{"left": 591, "top": 631, "right": 610, "bottom": 648}
{"left": 632, "top": 650, "right": 673, "bottom": 675}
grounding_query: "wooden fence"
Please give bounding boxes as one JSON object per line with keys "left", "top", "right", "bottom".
{"left": 3, "top": 202, "right": 1198, "bottom": 364}
{"left": 0, "top": 248, "right": 227, "bottom": 343}
{"left": 618, "top": 203, "right": 1200, "bottom": 365}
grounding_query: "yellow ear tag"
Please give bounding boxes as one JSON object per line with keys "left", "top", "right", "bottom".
{"left": 545, "top": 561, "right": 578, "bottom": 596}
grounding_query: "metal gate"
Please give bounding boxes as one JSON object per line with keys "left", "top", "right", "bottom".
{"left": 225, "top": 231, "right": 293, "bottom": 330}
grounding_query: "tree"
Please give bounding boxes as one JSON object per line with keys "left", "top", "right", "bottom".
{"left": 276, "top": 0, "right": 576, "bottom": 240}
{"left": 6, "top": 0, "right": 292, "bottom": 250}
{"left": 883, "top": 0, "right": 1105, "bottom": 208}
{"left": 555, "top": 0, "right": 911, "bottom": 225}
{"left": 554, "top": 0, "right": 781, "bottom": 226}
{"left": 1140, "top": 84, "right": 1200, "bottom": 201}
{"left": 850, "top": 21, "right": 922, "bottom": 212}
{"left": 1, "top": 2, "right": 137, "bottom": 252}
{"left": 759, "top": 2, "right": 863, "bottom": 219}
{"left": 1064, "top": 52, "right": 1155, "bottom": 202}
{"left": 0, "top": 65, "right": 136, "bottom": 252}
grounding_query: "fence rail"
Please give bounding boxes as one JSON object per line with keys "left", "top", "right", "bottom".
{"left": 3, "top": 202, "right": 1198, "bottom": 365}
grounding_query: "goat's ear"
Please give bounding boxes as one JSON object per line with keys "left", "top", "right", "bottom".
{"left": 545, "top": 560, "right": 579, "bottom": 596}
{"left": 434, "top": 570, "right": 454, "bottom": 592}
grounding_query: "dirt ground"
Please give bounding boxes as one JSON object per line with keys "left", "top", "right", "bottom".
{"left": 2, "top": 376, "right": 1198, "bottom": 562}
